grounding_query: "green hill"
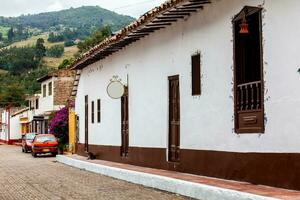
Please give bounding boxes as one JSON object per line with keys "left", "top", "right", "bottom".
{"left": 0, "top": 6, "right": 134, "bottom": 34}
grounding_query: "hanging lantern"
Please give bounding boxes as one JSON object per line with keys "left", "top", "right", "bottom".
{"left": 239, "top": 13, "right": 249, "bottom": 34}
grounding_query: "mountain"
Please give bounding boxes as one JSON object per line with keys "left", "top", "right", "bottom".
{"left": 0, "top": 6, "right": 134, "bottom": 37}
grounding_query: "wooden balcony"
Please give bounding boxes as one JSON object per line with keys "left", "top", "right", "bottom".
{"left": 235, "top": 81, "right": 264, "bottom": 133}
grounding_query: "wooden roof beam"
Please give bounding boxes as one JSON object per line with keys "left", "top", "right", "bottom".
{"left": 156, "top": 16, "right": 185, "bottom": 19}
{"left": 169, "top": 9, "right": 198, "bottom": 12}
{"left": 163, "top": 12, "right": 190, "bottom": 16}
{"left": 146, "top": 23, "right": 172, "bottom": 27}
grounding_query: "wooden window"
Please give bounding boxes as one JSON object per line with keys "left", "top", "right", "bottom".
{"left": 42, "top": 84, "right": 46, "bottom": 97}
{"left": 48, "top": 82, "right": 52, "bottom": 96}
{"left": 233, "top": 6, "right": 264, "bottom": 133}
{"left": 191, "top": 54, "right": 201, "bottom": 95}
{"left": 35, "top": 99, "right": 39, "bottom": 109}
{"left": 91, "top": 101, "right": 94, "bottom": 124}
{"left": 97, "top": 99, "right": 101, "bottom": 123}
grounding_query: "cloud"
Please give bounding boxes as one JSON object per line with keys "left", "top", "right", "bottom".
{"left": 0, "top": 0, "right": 166, "bottom": 18}
{"left": 47, "top": 1, "right": 64, "bottom": 12}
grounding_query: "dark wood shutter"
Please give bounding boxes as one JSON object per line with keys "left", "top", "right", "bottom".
{"left": 121, "top": 87, "right": 129, "bottom": 157}
{"left": 192, "top": 54, "right": 201, "bottom": 95}
{"left": 168, "top": 75, "right": 180, "bottom": 162}
{"left": 97, "top": 99, "right": 101, "bottom": 123}
{"left": 91, "top": 101, "right": 94, "bottom": 124}
{"left": 84, "top": 95, "right": 89, "bottom": 152}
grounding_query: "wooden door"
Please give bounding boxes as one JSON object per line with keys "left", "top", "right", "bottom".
{"left": 121, "top": 87, "right": 129, "bottom": 157}
{"left": 85, "top": 95, "right": 89, "bottom": 152}
{"left": 168, "top": 75, "right": 180, "bottom": 162}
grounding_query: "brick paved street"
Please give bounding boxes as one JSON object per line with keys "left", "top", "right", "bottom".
{"left": 0, "top": 145, "right": 189, "bottom": 200}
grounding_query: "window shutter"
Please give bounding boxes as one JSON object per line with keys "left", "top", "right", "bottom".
{"left": 97, "top": 99, "right": 101, "bottom": 123}
{"left": 91, "top": 101, "right": 94, "bottom": 124}
{"left": 192, "top": 54, "right": 201, "bottom": 95}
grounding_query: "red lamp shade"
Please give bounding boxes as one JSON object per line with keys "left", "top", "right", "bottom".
{"left": 239, "top": 22, "right": 249, "bottom": 34}
{"left": 239, "top": 13, "right": 249, "bottom": 34}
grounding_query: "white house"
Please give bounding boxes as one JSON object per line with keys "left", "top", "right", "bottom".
{"left": 27, "top": 69, "right": 75, "bottom": 134}
{"left": 0, "top": 107, "right": 27, "bottom": 144}
{"left": 71, "top": 0, "right": 300, "bottom": 191}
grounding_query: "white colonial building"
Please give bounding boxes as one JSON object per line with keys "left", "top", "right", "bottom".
{"left": 27, "top": 69, "right": 75, "bottom": 134}
{"left": 71, "top": 0, "right": 300, "bottom": 191}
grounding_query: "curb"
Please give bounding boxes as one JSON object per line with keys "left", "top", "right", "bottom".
{"left": 56, "top": 155, "right": 278, "bottom": 200}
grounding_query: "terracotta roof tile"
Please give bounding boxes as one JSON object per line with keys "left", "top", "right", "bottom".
{"left": 71, "top": 0, "right": 211, "bottom": 70}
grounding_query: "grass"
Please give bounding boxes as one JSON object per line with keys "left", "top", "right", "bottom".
{"left": 43, "top": 46, "right": 78, "bottom": 68}
{"left": 0, "top": 69, "right": 8, "bottom": 74}
{"left": 0, "top": 26, "right": 10, "bottom": 39}
{"left": 8, "top": 33, "right": 64, "bottom": 48}
{"left": 6, "top": 32, "right": 78, "bottom": 68}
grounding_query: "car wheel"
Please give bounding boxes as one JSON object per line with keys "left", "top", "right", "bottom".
{"left": 22, "top": 147, "right": 24, "bottom": 153}
{"left": 52, "top": 153, "right": 57, "bottom": 157}
{"left": 32, "top": 152, "right": 37, "bottom": 158}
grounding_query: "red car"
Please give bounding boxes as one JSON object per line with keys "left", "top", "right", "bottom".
{"left": 22, "top": 133, "right": 36, "bottom": 153}
{"left": 31, "top": 134, "right": 58, "bottom": 157}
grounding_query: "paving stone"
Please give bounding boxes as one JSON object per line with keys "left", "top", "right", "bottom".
{"left": 0, "top": 145, "right": 189, "bottom": 200}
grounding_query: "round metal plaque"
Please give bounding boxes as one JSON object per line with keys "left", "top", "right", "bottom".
{"left": 107, "top": 81, "right": 125, "bottom": 99}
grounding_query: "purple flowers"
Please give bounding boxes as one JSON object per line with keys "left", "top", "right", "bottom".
{"left": 49, "top": 107, "right": 69, "bottom": 144}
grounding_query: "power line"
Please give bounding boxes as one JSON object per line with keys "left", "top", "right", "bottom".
{"left": 112, "top": 0, "right": 158, "bottom": 11}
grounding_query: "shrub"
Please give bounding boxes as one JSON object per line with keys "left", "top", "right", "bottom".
{"left": 49, "top": 107, "right": 69, "bottom": 151}
{"left": 46, "top": 45, "right": 64, "bottom": 58}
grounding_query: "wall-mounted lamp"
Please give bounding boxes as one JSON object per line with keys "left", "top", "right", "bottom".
{"left": 239, "top": 12, "right": 249, "bottom": 34}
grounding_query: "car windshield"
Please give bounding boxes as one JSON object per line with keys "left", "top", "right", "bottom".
{"left": 35, "top": 135, "right": 56, "bottom": 143}
{"left": 26, "top": 133, "right": 36, "bottom": 140}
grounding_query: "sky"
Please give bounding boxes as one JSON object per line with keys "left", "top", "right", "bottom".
{"left": 0, "top": 0, "right": 166, "bottom": 18}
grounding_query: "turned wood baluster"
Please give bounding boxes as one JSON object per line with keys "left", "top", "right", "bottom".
{"left": 256, "top": 82, "right": 260, "bottom": 109}
{"left": 240, "top": 86, "right": 244, "bottom": 111}
{"left": 245, "top": 84, "right": 249, "bottom": 110}
{"left": 250, "top": 83, "right": 254, "bottom": 109}
{"left": 237, "top": 86, "right": 240, "bottom": 111}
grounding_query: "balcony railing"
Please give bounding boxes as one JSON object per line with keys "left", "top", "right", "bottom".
{"left": 237, "top": 81, "right": 262, "bottom": 112}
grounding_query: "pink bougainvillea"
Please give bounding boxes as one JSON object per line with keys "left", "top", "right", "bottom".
{"left": 49, "top": 107, "right": 69, "bottom": 145}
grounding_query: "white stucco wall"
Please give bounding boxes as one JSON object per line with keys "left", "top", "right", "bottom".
{"left": 10, "top": 115, "right": 21, "bottom": 140}
{"left": 37, "top": 78, "right": 54, "bottom": 115}
{"left": 0, "top": 111, "right": 9, "bottom": 141}
{"left": 75, "top": 0, "right": 300, "bottom": 153}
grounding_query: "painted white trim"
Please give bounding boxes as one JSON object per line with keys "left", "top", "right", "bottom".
{"left": 56, "top": 155, "right": 278, "bottom": 200}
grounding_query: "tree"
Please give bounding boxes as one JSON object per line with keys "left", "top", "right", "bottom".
{"left": 77, "top": 26, "right": 112, "bottom": 53}
{"left": 0, "top": 33, "right": 3, "bottom": 41}
{"left": 46, "top": 45, "right": 64, "bottom": 58}
{"left": 0, "top": 82, "right": 25, "bottom": 107}
{"left": 7, "top": 27, "right": 14, "bottom": 41}
{"left": 35, "top": 38, "right": 46, "bottom": 61}
{"left": 58, "top": 59, "right": 71, "bottom": 69}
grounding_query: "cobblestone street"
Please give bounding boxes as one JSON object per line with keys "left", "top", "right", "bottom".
{"left": 0, "top": 145, "right": 188, "bottom": 200}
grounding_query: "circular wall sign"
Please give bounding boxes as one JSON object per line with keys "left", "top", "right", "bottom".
{"left": 107, "top": 81, "right": 125, "bottom": 99}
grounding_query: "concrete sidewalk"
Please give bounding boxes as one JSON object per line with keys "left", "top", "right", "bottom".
{"left": 57, "top": 155, "right": 300, "bottom": 200}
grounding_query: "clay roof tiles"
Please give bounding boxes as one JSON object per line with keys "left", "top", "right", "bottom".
{"left": 71, "top": 0, "right": 211, "bottom": 70}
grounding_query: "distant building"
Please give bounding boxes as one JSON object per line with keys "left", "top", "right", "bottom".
{"left": 27, "top": 69, "right": 75, "bottom": 134}
{"left": 0, "top": 107, "right": 26, "bottom": 144}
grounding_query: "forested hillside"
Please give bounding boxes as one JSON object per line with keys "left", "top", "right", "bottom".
{"left": 0, "top": 6, "right": 134, "bottom": 106}
{"left": 0, "top": 6, "right": 134, "bottom": 33}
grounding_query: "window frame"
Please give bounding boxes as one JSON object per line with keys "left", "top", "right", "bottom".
{"left": 35, "top": 99, "right": 39, "bottom": 109}
{"left": 42, "top": 84, "right": 47, "bottom": 97}
{"left": 91, "top": 101, "right": 94, "bottom": 124}
{"left": 97, "top": 99, "right": 101, "bottom": 123}
{"left": 232, "top": 6, "right": 264, "bottom": 134}
{"left": 48, "top": 82, "right": 52, "bottom": 96}
{"left": 191, "top": 53, "right": 201, "bottom": 96}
